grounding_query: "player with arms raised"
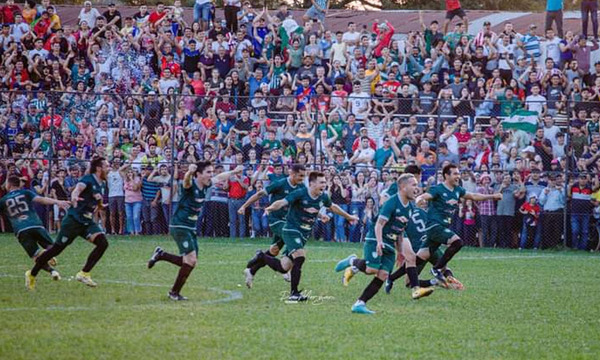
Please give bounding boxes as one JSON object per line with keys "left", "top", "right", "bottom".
{"left": 238, "top": 164, "right": 306, "bottom": 288}
{"left": 335, "top": 174, "right": 434, "bottom": 315}
{"left": 147, "top": 161, "right": 244, "bottom": 300}
{"left": 415, "top": 164, "right": 501, "bottom": 287}
{"left": 261, "top": 172, "right": 358, "bottom": 303}
{"left": 0, "top": 176, "right": 70, "bottom": 287}
{"left": 26, "top": 157, "right": 110, "bottom": 289}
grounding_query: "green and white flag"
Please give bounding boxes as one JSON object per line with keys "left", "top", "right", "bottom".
{"left": 502, "top": 109, "right": 538, "bottom": 133}
{"left": 280, "top": 19, "right": 304, "bottom": 50}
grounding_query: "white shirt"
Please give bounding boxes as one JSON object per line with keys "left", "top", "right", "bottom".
{"left": 525, "top": 94, "right": 546, "bottom": 115}
{"left": 11, "top": 23, "right": 30, "bottom": 42}
{"left": 107, "top": 170, "right": 124, "bottom": 197}
{"left": 544, "top": 125, "right": 561, "bottom": 146}
{"left": 79, "top": 8, "right": 101, "bottom": 27}
{"left": 543, "top": 37, "right": 562, "bottom": 64}
{"left": 348, "top": 91, "right": 370, "bottom": 119}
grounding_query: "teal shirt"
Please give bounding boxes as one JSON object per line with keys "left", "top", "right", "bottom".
{"left": 284, "top": 187, "right": 332, "bottom": 236}
{"left": 405, "top": 207, "right": 429, "bottom": 249}
{"left": 366, "top": 194, "right": 412, "bottom": 247}
{"left": 264, "top": 177, "right": 304, "bottom": 223}
{"left": 374, "top": 147, "right": 393, "bottom": 170}
{"left": 67, "top": 174, "right": 103, "bottom": 225}
{"left": 171, "top": 180, "right": 208, "bottom": 230}
{"left": 426, "top": 183, "right": 466, "bottom": 227}
{"left": 0, "top": 190, "right": 43, "bottom": 236}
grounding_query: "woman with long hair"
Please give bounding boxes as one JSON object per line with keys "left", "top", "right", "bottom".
{"left": 120, "top": 164, "right": 143, "bottom": 235}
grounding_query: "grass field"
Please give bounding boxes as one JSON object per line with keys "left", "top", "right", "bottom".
{"left": 0, "top": 234, "right": 599, "bottom": 359}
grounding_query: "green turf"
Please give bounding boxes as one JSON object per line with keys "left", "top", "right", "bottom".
{"left": 0, "top": 234, "right": 599, "bottom": 359}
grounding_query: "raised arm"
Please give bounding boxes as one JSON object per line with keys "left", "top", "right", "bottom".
{"left": 212, "top": 165, "right": 244, "bottom": 183}
{"left": 264, "top": 198, "right": 289, "bottom": 214}
{"left": 329, "top": 203, "right": 358, "bottom": 222}
{"left": 33, "top": 195, "right": 71, "bottom": 209}
{"left": 238, "top": 188, "right": 268, "bottom": 214}
{"left": 463, "top": 191, "right": 502, "bottom": 202}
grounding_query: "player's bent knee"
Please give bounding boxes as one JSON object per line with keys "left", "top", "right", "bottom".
{"left": 450, "top": 238, "right": 464, "bottom": 248}
{"left": 281, "top": 256, "right": 293, "bottom": 271}
{"left": 94, "top": 234, "right": 109, "bottom": 249}
{"left": 183, "top": 253, "right": 197, "bottom": 267}
{"left": 377, "top": 272, "right": 389, "bottom": 281}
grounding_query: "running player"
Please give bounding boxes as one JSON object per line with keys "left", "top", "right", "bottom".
{"left": 260, "top": 171, "right": 358, "bottom": 302}
{"left": 147, "top": 161, "right": 244, "bottom": 301}
{"left": 415, "top": 164, "right": 501, "bottom": 286}
{"left": 0, "top": 176, "right": 70, "bottom": 286}
{"left": 238, "top": 164, "right": 306, "bottom": 288}
{"left": 26, "top": 157, "right": 111, "bottom": 290}
{"left": 334, "top": 173, "right": 434, "bottom": 315}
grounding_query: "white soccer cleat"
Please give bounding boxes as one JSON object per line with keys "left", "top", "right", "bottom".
{"left": 76, "top": 271, "right": 97, "bottom": 287}
{"left": 244, "top": 268, "right": 254, "bottom": 289}
{"left": 50, "top": 270, "right": 61, "bottom": 281}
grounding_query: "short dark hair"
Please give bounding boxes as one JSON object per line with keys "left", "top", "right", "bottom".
{"left": 196, "top": 161, "right": 213, "bottom": 175}
{"left": 7, "top": 176, "right": 21, "bottom": 188}
{"left": 291, "top": 164, "right": 305, "bottom": 173}
{"left": 442, "top": 164, "right": 458, "bottom": 179}
{"left": 404, "top": 164, "right": 422, "bottom": 176}
{"left": 89, "top": 157, "right": 106, "bottom": 174}
{"left": 308, "top": 171, "right": 324, "bottom": 183}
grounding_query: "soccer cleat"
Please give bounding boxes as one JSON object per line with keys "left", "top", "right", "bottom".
{"left": 342, "top": 267, "right": 355, "bottom": 286}
{"left": 412, "top": 286, "right": 435, "bottom": 300}
{"left": 243, "top": 268, "right": 254, "bottom": 289}
{"left": 446, "top": 276, "right": 465, "bottom": 291}
{"left": 147, "top": 246, "right": 163, "bottom": 269}
{"left": 430, "top": 268, "right": 448, "bottom": 287}
{"left": 246, "top": 250, "right": 262, "bottom": 269}
{"left": 286, "top": 292, "right": 309, "bottom": 303}
{"left": 50, "top": 270, "right": 61, "bottom": 281}
{"left": 76, "top": 271, "right": 97, "bottom": 287}
{"left": 351, "top": 303, "right": 375, "bottom": 314}
{"left": 168, "top": 291, "right": 188, "bottom": 301}
{"left": 25, "top": 270, "right": 36, "bottom": 290}
{"left": 335, "top": 254, "right": 357, "bottom": 272}
{"left": 282, "top": 271, "right": 291, "bottom": 282}
{"left": 384, "top": 279, "right": 394, "bottom": 294}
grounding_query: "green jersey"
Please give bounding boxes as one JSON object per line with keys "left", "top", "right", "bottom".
{"left": 264, "top": 177, "right": 304, "bottom": 222}
{"left": 426, "top": 183, "right": 466, "bottom": 227}
{"left": 67, "top": 174, "right": 104, "bottom": 225}
{"left": 171, "top": 180, "right": 207, "bottom": 230}
{"left": 0, "top": 190, "right": 43, "bottom": 236}
{"left": 385, "top": 182, "right": 398, "bottom": 197}
{"left": 405, "top": 207, "right": 429, "bottom": 249}
{"left": 284, "top": 187, "right": 332, "bottom": 237}
{"left": 367, "top": 194, "right": 412, "bottom": 247}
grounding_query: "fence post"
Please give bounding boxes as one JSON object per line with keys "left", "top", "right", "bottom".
{"left": 562, "top": 97, "right": 572, "bottom": 248}
{"left": 168, "top": 93, "right": 178, "bottom": 223}
{"left": 45, "top": 94, "right": 56, "bottom": 228}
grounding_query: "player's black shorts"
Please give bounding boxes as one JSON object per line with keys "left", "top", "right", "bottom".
{"left": 446, "top": 8, "right": 466, "bottom": 20}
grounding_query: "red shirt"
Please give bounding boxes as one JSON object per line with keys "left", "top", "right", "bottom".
{"left": 148, "top": 11, "right": 166, "bottom": 25}
{"left": 228, "top": 177, "right": 249, "bottom": 199}
{"left": 446, "top": 0, "right": 462, "bottom": 11}
{"left": 0, "top": 4, "right": 20, "bottom": 24}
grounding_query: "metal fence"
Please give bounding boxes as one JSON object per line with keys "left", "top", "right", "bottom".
{"left": 0, "top": 90, "right": 598, "bottom": 251}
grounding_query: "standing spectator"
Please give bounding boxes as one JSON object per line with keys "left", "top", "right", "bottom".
{"left": 329, "top": 174, "right": 349, "bottom": 242}
{"left": 545, "top": 0, "right": 564, "bottom": 38}
{"left": 578, "top": 0, "right": 598, "bottom": 40}
{"left": 569, "top": 173, "right": 593, "bottom": 250}
{"left": 107, "top": 160, "right": 125, "bottom": 235}
{"left": 148, "top": 164, "right": 175, "bottom": 229}
{"left": 194, "top": 0, "right": 213, "bottom": 30}
{"left": 224, "top": 0, "right": 241, "bottom": 33}
{"left": 141, "top": 166, "right": 162, "bottom": 235}
{"left": 477, "top": 174, "right": 498, "bottom": 247}
{"left": 50, "top": 168, "right": 69, "bottom": 233}
{"left": 303, "top": 0, "right": 329, "bottom": 24}
{"left": 443, "top": 0, "right": 468, "bottom": 34}
{"left": 495, "top": 173, "right": 524, "bottom": 248}
{"left": 460, "top": 199, "right": 478, "bottom": 246}
{"left": 78, "top": 1, "right": 101, "bottom": 28}
{"left": 249, "top": 180, "right": 269, "bottom": 238}
{"left": 227, "top": 159, "right": 249, "bottom": 238}
{"left": 121, "top": 164, "right": 143, "bottom": 236}
{"left": 203, "top": 165, "right": 230, "bottom": 237}
{"left": 519, "top": 194, "right": 542, "bottom": 249}
{"left": 539, "top": 174, "right": 566, "bottom": 247}
{"left": 349, "top": 172, "right": 367, "bottom": 243}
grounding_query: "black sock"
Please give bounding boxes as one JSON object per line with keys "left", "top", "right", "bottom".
{"left": 416, "top": 257, "right": 427, "bottom": 274}
{"left": 82, "top": 235, "right": 109, "bottom": 273}
{"left": 434, "top": 240, "right": 463, "bottom": 270}
{"left": 158, "top": 251, "right": 183, "bottom": 267}
{"left": 389, "top": 264, "right": 406, "bottom": 282}
{"left": 31, "top": 244, "right": 66, "bottom": 276}
{"left": 406, "top": 266, "right": 419, "bottom": 288}
{"left": 358, "top": 277, "right": 384, "bottom": 303}
{"left": 171, "top": 264, "right": 194, "bottom": 294}
{"left": 263, "top": 253, "right": 287, "bottom": 274}
{"left": 290, "top": 256, "right": 305, "bottom": 294}
{"left": 249, "top": 249, "right": 270, "bottom": 275}
{"left": 41, "top": 263, "right": 54, "bottom": 273}
{"left": 419, "top": 279, "right": 433, "bottom": 287}
{"left": 352, "top": 258, "right": 367, "bottom": 273}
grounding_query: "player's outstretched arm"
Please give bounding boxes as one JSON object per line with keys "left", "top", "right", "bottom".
{"left": 212, "top": 165, "right": 244, "bottom": 184}
{"left": 238, "top": 189, "right": 267, "bottom": 215}
{"left": 264, "top": 199, "right": 288, "bottom": 215}
{"left": 415, "top": 192, "right": 433, "bottom": 207}
{"left": 329, "top": 203, "right": 358, "bottom": 223}
{"left": 464, "top": 192, "right": 503, "bottom": 202}
{"left": 33, "top": 196, "right": 71, "bottom": 210}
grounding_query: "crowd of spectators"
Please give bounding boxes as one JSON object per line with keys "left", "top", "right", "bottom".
{"left": 0, "top": 0, "right": 599, "bottom": 251}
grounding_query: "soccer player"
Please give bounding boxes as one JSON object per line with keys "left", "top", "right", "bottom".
{"left": 238, "top": 164, "right": 306, "bottom": 288}
{"left": 26, "top": 157, "right": 111, "bottom": 290}
{"left": 261, "top": 171, "right": 358, "bottom": 302}
{"left": 414, "top": 164, "right": 502, "bottom": 287}
{"left": 0, "top": 176, "right": 70, "bottom": 285}
{"left": 147, "top": 161, "right": 244, "bottom": 301}
{"left": 335, "top": 174, "right": 434, "bottom": 315}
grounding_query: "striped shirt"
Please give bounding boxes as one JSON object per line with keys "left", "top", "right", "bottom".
{"left": 141, "top": 177, "right": 161, "bottom": 201}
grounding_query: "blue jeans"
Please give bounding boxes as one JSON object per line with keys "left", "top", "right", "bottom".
{"left": 252, "top": 208, "right": 269, "bottom": 237}
{"left": 480, "top": 215, "right": 498, "bottom": 247}
{"left": 349, "top": 202, "right": 365, "bottom": 243}
{"left": 519, "top": 220, "right": 538, "bottom": 249}
{"left": 334, "top": 204, "right": 348, "bottom": 242}
{"left": 571, "top": 214, "right": 590, "bottom": 250}
{"left": 125, "top": 201, "right": 142, "bottom": 234}
{"left": 142, "top": 199, "right": 161, "bottom": 234}
{"left": 161, "top": 202, "right": 178, "bottom": 228}
{"left": 314, "top": 212, "right": 333, "bottom": 242}
{"left": 194, "top": 2, "right": 212, "bottom": 23}
{"left": 228, "top": 198, "right": 246, "bottom": 238}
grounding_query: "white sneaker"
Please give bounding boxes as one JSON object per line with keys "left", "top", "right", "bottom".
{"left": 244, "top": 268, "right": 254, "bottom": 289}
{"left": 282, "top": 271, "right": 291, "bottom": 282}
{"left": 76, "top": 271, "right": 97, "bottom": 287}
{"left": 50, "top": 270, "right": 61, "bottom": 281}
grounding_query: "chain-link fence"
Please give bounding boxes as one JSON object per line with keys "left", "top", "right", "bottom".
{"left": 0, "top": 90, "right": 598, "bottom": 251}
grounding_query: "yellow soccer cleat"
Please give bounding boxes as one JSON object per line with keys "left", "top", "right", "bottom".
{"left": 342, "top": 267, "right": 355, "bottom": 287}
{"left": 76, "top": 271, "right": 97, "bottom": 287}
{"left": 412, "top": 286, "right": 434, "bottom": 300}
{"left": 447, "top": 276, "right": 465, "bottom": 291}
{"left": 25, "top": 270, "right": 36, "bottom": 290}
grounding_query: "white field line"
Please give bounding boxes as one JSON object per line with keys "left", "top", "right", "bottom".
{"left": 0, "top": 274, "right": 242, "bottom": 312}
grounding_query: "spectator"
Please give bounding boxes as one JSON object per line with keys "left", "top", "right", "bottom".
{"left": 495, "top": 172, "right": 525, "bottom": 248}
{"left": 227, "top": 156, "right": 249, "bottom": 238}
{"left": 539, "top": 174, "right": 567, "bottom": 247}
{"left": 545, "top": 0, "right": 564, "bottom": 38}
{"left": 107, "top": 159, "right": 125, "bottom": 235}
{"left": 519, "top": 194, "right": 542, "bottom": 249}
{"left": 568, "top": 173, "right": 593, "bottom": 250}
{"left": 121, "top": 164, "right": 143, "bottom": 236}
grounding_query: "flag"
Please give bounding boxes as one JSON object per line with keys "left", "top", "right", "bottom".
{"left": 279, "top": 19, "right": 304, "bottom": 50}
{"left": 501, "top": 109, "right": 538, "bottom": 133}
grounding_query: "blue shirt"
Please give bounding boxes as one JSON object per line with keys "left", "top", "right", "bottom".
{"left": 538, "top": 186, "right": 565, "bottom": 211}
{"left": 546, "top": 0, "right": 563, "bottom": 11}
